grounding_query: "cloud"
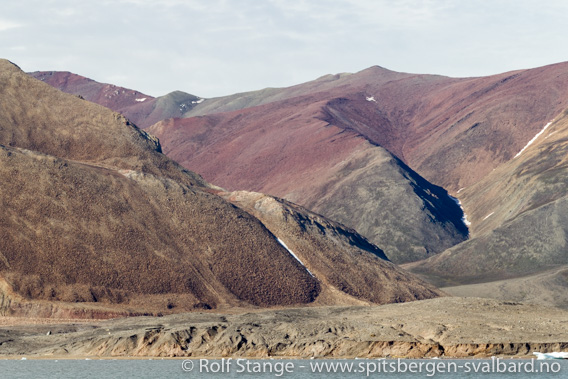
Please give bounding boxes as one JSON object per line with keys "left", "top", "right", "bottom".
{"left": 0, "top": 19, "right": 23, "bottom": 31}
{"left": 2, "top": 0, "right": 568, "bottom": 97}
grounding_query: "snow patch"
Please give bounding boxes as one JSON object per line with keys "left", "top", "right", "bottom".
{"left": 192, "top": 98, "right": 205, "bottom": 104}
{"left": 514, "top": 121, "right": 553, "bottom": 158}
{"left": 482, "top": 212, "right": 495, "bottom": 221}
{"left": 135, "top": 98, "right": 147, "bottom": 102}
{"left": 276, "top": 238, "right": 314, "bottom": 277}
{"left": 449, "top": 195, "right": 472, "bottom": 228}
{"left": 366, "top": 96, "right": 376, "bottom": 102}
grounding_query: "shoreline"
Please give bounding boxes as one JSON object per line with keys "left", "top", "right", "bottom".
{"left": 0, "top": 355, "right": 552, "bottom": 360}
{"left": 1, "top": 297, "right": 567, "bottom": 360}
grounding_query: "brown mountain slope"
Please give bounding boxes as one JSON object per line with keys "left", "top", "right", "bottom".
{"left": 5, "top": 65, "right": 207, "bottom": 189}
{"left": 0, "top": 146, "right": 319, "bottom": 310}
{"left": 182, "top": 62, "right": 568, "bottom": 193}
{"left": 1, "top": 59, "right": 441, "bottom": 316}
{"left": 1, "top": 60, "right": 320, "bottom": 310}
{"left": 458, "top": 110, "right": 568, "bottom": 237}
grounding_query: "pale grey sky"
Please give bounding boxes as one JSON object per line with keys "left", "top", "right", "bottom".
{"left": 2, "top": 0, "right": 568, "bottom": 97}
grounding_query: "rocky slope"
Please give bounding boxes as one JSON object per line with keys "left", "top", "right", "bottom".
{"left": 1, "top": 59, "right": 442, "bottom": 317}
{"left": 2, "top": 298, "right": 567, "bottom": 358}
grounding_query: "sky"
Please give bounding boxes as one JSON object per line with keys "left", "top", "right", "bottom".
{"left": 2, "top": 0, "right": 568, "bottom": 98}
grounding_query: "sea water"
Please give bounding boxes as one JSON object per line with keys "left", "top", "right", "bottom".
{"left": 0, "top": 358, "right": 566, "bottom": 378}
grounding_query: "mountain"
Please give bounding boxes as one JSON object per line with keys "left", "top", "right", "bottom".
{"left": 28, "top": 71, "right": 205, "bottom": 129}
{"left": 30, "top": 63, "right": 568, "bottom": 196}
{"left": 1, "top": 59, "right": 442, "bottom": 318}
{"left": 221, "top": 191, "right": 441, "bottom": 304}
{"left": 177, "top": 63, "right": 568, "bottom": 193}
{"left": 30, "top": 61, "right": 568, "bottom": 307}
{"left": 406, "top": 109, "right": 568, "bottom": 301}
{"left": 147, "top": 62, "right": 568, "bottom": 308}
{"left": 148, "top": 93, "right": 469, "bottom": 264}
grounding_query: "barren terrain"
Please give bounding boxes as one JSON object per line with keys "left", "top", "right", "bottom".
{"left": 1, "top": 298, "right": 567, "bottom": 359}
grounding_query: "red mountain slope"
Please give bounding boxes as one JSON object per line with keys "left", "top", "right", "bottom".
{"left": 28, "top": 71, "right": 204, "bottom": 129}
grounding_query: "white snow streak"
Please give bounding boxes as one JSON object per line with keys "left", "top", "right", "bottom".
{"left": 482, "top": 212, "right": 495, "bottom": 221}
{"left": 276, "top": 238, "right": 314, "bottom": 277}
{"left": 457, "top": 187, "right": 465, "bottom": 193}
{"left": 135, "top": 98, "right": 147, "bottom": 102}
{"left": 366, "top": 96, "right": 376, "bottom": 102}
{"left": 449, "top": 195, "right": 471, "bottom": 228}
{"left": 514, "top": 121, "right": 552, "bottom": 158}
{"left": 192, "top": 98, "right": 205, "bottom": 104}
